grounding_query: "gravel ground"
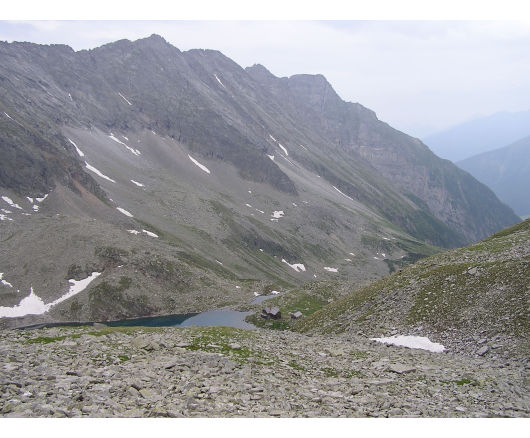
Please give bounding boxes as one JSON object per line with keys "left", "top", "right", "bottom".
{"left": 1, "top": 325, "right": 528, "bottom": 418}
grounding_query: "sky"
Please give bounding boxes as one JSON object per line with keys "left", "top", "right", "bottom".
{"left": 1, "top": 2, "right": 530, "bottom": 138}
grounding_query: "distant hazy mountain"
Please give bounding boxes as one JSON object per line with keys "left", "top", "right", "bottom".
{"left": 423, "top": 110, "right": 530, "bottom": 162}
{"left": 457, "top": 135, "right": 530, "bottom": 218}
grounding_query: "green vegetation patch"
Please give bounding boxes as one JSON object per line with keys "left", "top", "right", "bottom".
{"left": 183, "top": 326, "right": 263, "bottom": 364}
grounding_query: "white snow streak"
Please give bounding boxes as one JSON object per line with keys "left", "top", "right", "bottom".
{"left": 130, "top": 180, "right": 145, "bottom": 187}
{"left": 324, "top": 267, "right": 338, "bottom": 273}
{"left": 68, "top": 138, "right": 85, "bottom": 157}
{"left": 0, "top": 273, "right": 101, "bottom": 318}
{"left": 118, "top": 92, "right": 133, "bottom": 105}
{"left": 109, "top": 134, "right": 141, "bottom": 156}
{"left": 0, "top": 273, "right": 13, "bottom": 288}
{"left": 26, "top": 197, "right": 33, "bottom": 203}
{"left": 1, "top": 209, "right": 11, "bottom": 214}
{"left": 127, "top": 230, "right": 140, "bottom": 235}
{"left": 278, "top": 143, "right": 289, "bottom": 156}
{"left": 142, "top": 229, "right": 158, "bottom": 238}
{"left": 282, "top": 259, "right": 306, "bottom": 272}
{"left": 245, "top": 204, "right": 252, "bottom": 208}
{"left": 267, "top": 155, "right": 275, "bottom": 161}
{"left": 370, "top": 335, "right": 445, "bottom": 353}
{"left": 85, "top": 162, "right": 116, "bottom": 183}
{"left": 255, "top": 209, "right": 264, "bottom": 214}
{"left": 2, "top": 196, "right": 22, "bottom": 210}
{"left": 188, "top": 155, "right": 211, "bottom": 174}
{"left": 333, "top": 186, "right": 354, "bottom": 201}
{"left": 0, "top": 214, "right": 13, "bottom": 221}
{"left": 271, "top": 211, "right": 284, "bottom": 219}
{"left": 116, "top": 207, "right": 133, "bottom": 217}
{"left": 214, "top": 74, "right": 226, "bottom": 88}
{"left": 269, "top": 134, "right": 277, "bottom": 142}
{"left": 215, "top": 260, "right": 223, "bottom": 265}
{"left": 271, "top": 290, "right": 280, "bottom": 295}
{"left": 68, "top": 93, "right": 73, "bottom": 101}
{"left": 36, "top": 194, "right": 48, "bottom": 203}
{"left": 4, "top": 112, "right": 13, "bottom": 120}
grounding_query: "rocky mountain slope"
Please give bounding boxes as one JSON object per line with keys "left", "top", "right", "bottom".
{"left": 0, "top": 35, "right": 520, "bottom": 326}
{"left": 292, "top": 219, "right": 529, "bottom": 360}
{"left": 457, "top": 135, "right": 530, "bottom": 218}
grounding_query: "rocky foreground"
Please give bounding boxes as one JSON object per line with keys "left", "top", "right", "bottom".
{"left": 1, "top": 325, "right": 528, "bottom": 417}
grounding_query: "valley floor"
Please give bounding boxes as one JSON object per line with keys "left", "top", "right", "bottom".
{"left": 0, "top": 325, "right": 528, "bottom": 418}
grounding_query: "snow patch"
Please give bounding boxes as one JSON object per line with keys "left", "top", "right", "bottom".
{"left": 299, "top": 144, "right": 308, "bottom": 150}
{"left": 142, "top": 229, "right": 158, "bottom": 238}
{"left": 255, "top": 209, "right": 264, "bottom": 214}
{"left": 0, "top": 215, "right": 13, "bottom": 221}
{"left": 0, "top": 273, "right": 101, "bottom": 318}
{"left": 116, "top": 207, "right": 133, "bottom": 217}
{"left": 245, "top": 203, "right": 252, "bottom": 208}
{"left": 0, "top": 273, "right": 13, "bottom": 288}
{"left": 118, "top": 92, "right": 133, "bottom": 105}
{"left": 270, "top": 218, "right": 278, "bottom": 222}
{"left": 215, "top": 260, "right": 223, "bottom": 265}
{"left": 254, "top": 292, "right": 260, "bottom": 297}
{"left": 26, "top": 197, "right": 33, "bottom": 204}
{"left": 130, "top": 180, "right": 145, "bottom": 187}
{"left": 345, "top": 258, "right": 352, "bottom": 262}
{"left": 282, "top": 259, "right": 306, "bottom": 272}
{"left": 259, "top": 249, "right": 264, "bottom": 252}
{"left": 32, "top": 205, "right": 39, "bottom": 212}
{"left": 267, "top": 155, "right": 275, "bottom": 161}
{"left": 269, "top": 134, "right": 277, "bottom": 142}
{"left": 127, "top": 230, "right": 140, "bottom": 235}
{"left": 54, "top": 272, "right": 102, "bottom": 308}
{"left": 278, "top": 143, "right": 289, "bottom": 156}
{"left": 349, "top": 252, "right": 355, "bottom": 256}
{"left": 1, "top": 209, "right": 11, "bottom": 214}
{"left": 67, "top": 138, "right": 84, "bottom": 157}
{"left": 271, "top": 211, "right": 284, "bottom": 219}
{"left": 68, "top": 93, "right": 73, "bottom": 101}
{"left": 271, "top": 291, "right": 280, "bottom": 295}
{"left": 36, "top": 194, "right": 48, "bottom": 203}
{"left": 188, "top": 155, "right": 210, "bottom": 174}
{"left": 333, "top": 186, "right": 354, "bottom": 201}
{"left": 324, "top": 267, "right": 338, "bottom": 273}
{"left": 3, "top": 112, "right": 13, "bottom": 120}
{"left": 2, "top": 196, "right": 22, "bottom": 210}
{"left": 370, "top": 335, "right": 445, "bottom": 353}
{"left": 248, "top": 190, "right": 252, "bottom": 194}
{"left": 109, "top": 134, "right": 141, "bottom": 156}
{"left": 214, "top": 74, "right": 226, "bottom": 88}
{"left": 85, "top": 162, "right": 116, "bottom": 183}
{"left": 292, "top": 203, "right": 297, "bottom": 207}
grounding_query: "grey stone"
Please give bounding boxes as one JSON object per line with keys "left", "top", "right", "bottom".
{"left": 388, "top": 364, "right": 417, "bottom": 374}
{"left": 132, "top": 337, "right": 149, "bottom": 349}
{"left": 477, "top": 346, "right": 490, "bottom": 356}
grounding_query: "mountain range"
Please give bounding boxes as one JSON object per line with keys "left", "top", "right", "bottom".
{"left": 423, "top": 109, "right": 530, "bottom": 162}
{"left": 457, "top": 135, "right": 530, "bottom": 219}
{"left": 0, "top": 35, "right": 520, "bottom": 327}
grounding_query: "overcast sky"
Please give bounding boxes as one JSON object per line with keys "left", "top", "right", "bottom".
{"left": 1, "top": 17, "right": 530, "bottom": 138}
